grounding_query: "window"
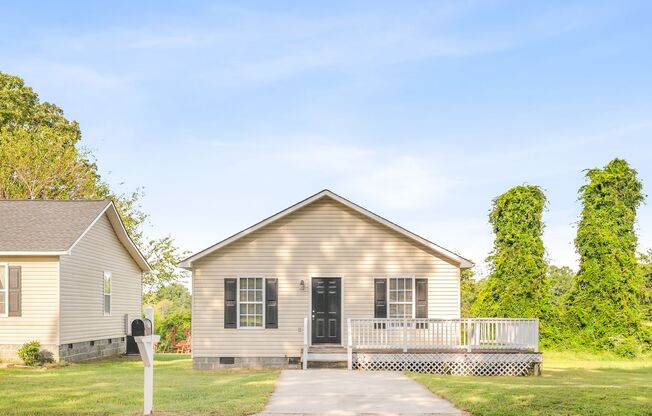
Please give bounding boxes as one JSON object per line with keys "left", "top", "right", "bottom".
{"left": 103, "top": 271, "right": 111, "bottom": 316}
{"left": 388, "top": 278, "right": 414, "bottom": 319}
{"left": 0, "top": 264, "right": 7, "bottom": 317}
{"left": 238, "top": 277, "right": 263, "bottom": 328}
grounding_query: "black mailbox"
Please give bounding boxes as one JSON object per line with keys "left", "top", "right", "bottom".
{"left": 132, "top": 318, "right": 153, "bottom": 337}
{"left": 127, "top": 318, "right": 153, "bottom": 355}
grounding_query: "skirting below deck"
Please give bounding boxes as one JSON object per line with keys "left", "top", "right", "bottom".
{"left": 353, "top": 351, "right": 543, "bottom": 376}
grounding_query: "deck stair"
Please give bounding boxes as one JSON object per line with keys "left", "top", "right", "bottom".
{"left": 305, "top": 344, "right": 348, "bottom": 369}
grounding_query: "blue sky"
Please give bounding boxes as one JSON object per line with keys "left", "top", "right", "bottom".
{"left": 2, "top": 1, "right": 652, "bottom": 273}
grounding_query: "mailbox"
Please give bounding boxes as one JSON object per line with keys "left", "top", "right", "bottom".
{"left": 127, "top": 318, "right": 153, "bottom": 355}
{"left": 132, "top": 318, "right": 153, "bottom": 337}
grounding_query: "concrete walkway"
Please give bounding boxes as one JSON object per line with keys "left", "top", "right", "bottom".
{"left": 258, "top": 369, "right": 467, "bottom": 416}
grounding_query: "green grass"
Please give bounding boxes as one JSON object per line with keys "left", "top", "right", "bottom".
{"left": 410, "top": 351, "right": 652, "bottom": 416}
{"left": 0, "top": 354, "right": 279, "bottom": 415}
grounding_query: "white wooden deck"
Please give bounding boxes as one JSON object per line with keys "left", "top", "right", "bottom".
{"left": 302, "top": 318, "right": 542, "bottom": 376}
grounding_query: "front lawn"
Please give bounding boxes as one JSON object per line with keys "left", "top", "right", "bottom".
{"left": 410, "top": 351, "right": 652, "bottom": 416}
{"left": 0, "top": 354, "right": 279, "bottom": 415}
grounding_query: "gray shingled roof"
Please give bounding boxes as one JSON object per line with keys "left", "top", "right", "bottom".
{"left": 0, "top": 200, "right": 110, "bottom": 252}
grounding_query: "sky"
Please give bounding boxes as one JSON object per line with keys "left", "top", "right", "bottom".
{"left": 2, "top": 0, "right": 652, "bottom": 275}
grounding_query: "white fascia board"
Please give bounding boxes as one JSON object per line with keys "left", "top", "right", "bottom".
{"left": 0, "top": 251, "right": 68, "bottom": 256}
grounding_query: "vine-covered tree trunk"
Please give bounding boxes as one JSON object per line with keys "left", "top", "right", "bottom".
{"left": 472, "top": 185, "right": 550, "bottom": 323}
{"left": 566, "top": 158, "right": 645, "bottom": 351}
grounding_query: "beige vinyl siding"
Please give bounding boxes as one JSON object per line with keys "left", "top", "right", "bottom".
{"left": 192, "top": 197, "right": 461, "bottom": 358}
{"left": 0, "top": 256, "right": 59, "bottom": 349}
{"left": 59, "top": 214, "right": 142, "bottom": 344}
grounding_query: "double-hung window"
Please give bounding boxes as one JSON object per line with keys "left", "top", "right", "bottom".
{"left": 0, "top": 263, "right": 7, "bottom": 317}
{"left": 388, "top": 278, "right": 414, "bottom": 319}
{"left": 238, "top": 277, "right": 263, "bottom": 328}
{"left": 103, "top": 271, "right": 111, "bottom": 316}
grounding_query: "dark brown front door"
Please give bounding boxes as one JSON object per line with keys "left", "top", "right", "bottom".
{"left": 311, "top": 278, "right": 341, "bottom": 344}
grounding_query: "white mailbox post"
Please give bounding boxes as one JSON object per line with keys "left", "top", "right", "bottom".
{"left": 134, "top": 306, "right": 160, "bottom": 416}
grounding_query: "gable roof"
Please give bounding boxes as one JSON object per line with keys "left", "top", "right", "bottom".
{"left": 0, "top": 200, "right": 151, "bottom": 272}
{"left": 179, "top": 189, "right": 473, "bottom": 269}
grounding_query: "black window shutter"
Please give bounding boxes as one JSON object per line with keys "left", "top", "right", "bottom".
{"left": 374, "top": 279, "right": 387, "bottom": 318}
{"left": 224, "top": 278, "right": 237, "bottom": 328}
{"left": 8, "top": 266, "right": 21, "bottom": 317}
{"left": 415, "top": 278, "right": 428, "bottom": 318}
{"left": 265, "top": 278, "right": 278, "bottom": 328}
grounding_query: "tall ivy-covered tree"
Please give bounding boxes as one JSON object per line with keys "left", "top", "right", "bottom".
{"left": 473, "top": 185, "right": 550, "bottom": 321}
{"left": 566, "top": 159, "right": 645, "bottom": 349}
{"left": 0, "top": 71, "right": 185, "bottom": 289}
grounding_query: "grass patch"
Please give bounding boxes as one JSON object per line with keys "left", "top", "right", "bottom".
{"left": 0, "top": 354, "right": 279, "bottom": 415}
{"left": 409, "top": 351, "right": 652, "bottom": 416}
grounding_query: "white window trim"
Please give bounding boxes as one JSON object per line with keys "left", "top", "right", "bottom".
{"left": 103, "top": 271, "right": 112, "bottom": 316}
{"left": 236, "top": 277, "right": 265, "bottom": 330}
{"left": 386, "top": 277, "right": 416, "bottom": 319}
{"left": 0, "top": 263, "right": 8, "bottom": 318}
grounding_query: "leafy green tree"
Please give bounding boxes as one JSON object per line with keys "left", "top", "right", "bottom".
{"left": 0, "top": 72, "right": 104, "bottom": 199}
{"left": 473, "top": 185, "right": 550, "bottom": 322}
{"left": 145, "top": 283, "right": 192, "bottom": 351}
{"left": 547, "top": 265, "right": 575, "bottom": 307}
{"left": 0, "top": 71, "right": 185, "bottom": 289}
{"left": 640, "top": 249, "right": 652, "bottom": 322}
{"left": 144, "top": 282, "right": 191, "bottom": 309}
{"left": 566, "top": 158, "right": 645, "bottom": 351}
{"left": 460, "top": 268, "right": 485, "bottom": 317}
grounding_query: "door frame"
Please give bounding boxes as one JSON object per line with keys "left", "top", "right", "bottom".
{"left": 308, "top": 276, "right": 344, "bottom": 346}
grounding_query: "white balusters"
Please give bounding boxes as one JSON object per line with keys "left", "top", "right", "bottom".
{"left": 348, "top": 318, "right": 539, "bottom": 353}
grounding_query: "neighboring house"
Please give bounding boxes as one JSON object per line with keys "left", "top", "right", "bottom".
{"left": 0, "top": 200, "right": 150, "bottom": 362}
{"left": 180, "top": 190, "right": 474, "bottom": 369}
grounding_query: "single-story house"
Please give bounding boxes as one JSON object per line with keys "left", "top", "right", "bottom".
{"left": 180, "top": 190, "right": 475, "bottom": 369}
{"left": 0, "top": 200, "right": 150, "bottom": 362}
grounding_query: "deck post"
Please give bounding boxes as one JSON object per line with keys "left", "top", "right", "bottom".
{"left": 302, "top": 317, "right": 308, "bottom": 370}
{"left": 534, "top": 318, "right": 539, "bottom": 353}
{"left": 347, "top": 318, "right": 352, "bottom": 370}
{"left": 403, "top": 317, "right": 408, "bottom": 352}
{"left": 466, "top": 318, "right": 472, "bottom": 353}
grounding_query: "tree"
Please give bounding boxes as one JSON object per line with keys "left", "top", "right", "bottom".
{"left": 0, "top": 71, "right": 185, "bottom": 289}
{"left": 0, "top": 72, "right": 104, "bottom": 199}
{"left": 473, "top": 185, "right": 550, "bottom": 321}
{"left": 547, "top": 265, "right": 574, "bottom": 307}
{"left": 460, "top": 268, "right": 485, "bottom": 317}
{"left": 144, "top": 283, "right": 192, "bottom": 352}
{"left": 566, "top": 158, "right": 645, "bottom": 351}
{"left": 640, "top": 249, "right": 652, "bottom": 322}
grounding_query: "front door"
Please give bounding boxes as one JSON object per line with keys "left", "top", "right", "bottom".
{"left": 311, "top": 278, "right": 341, "bottom": 344}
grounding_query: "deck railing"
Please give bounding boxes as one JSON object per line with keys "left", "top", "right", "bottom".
{"left": 347, "top": 318, "right": 539, "bottom": 356}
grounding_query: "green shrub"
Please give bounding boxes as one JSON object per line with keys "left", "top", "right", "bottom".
{"left": 18, "top": 341, "right": 42, "bottom": 366}
{"left": 609, "top": 336, "right": 642, "bottom": 358}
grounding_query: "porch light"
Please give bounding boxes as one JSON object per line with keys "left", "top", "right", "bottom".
{"left": 300, "top": 280, "right": 305, "bottom": 291}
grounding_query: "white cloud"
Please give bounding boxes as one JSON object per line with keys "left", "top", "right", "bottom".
{"left": 346, "top": 156, "right": 453, "bottom": 210}
{"left": 13, "top": 1, "right": 618, "bottom": 89}
{"left": 269, "top": 140, "right": 453, "bottom": 210}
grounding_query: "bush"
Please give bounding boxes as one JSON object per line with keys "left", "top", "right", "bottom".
{"left": 17, "top": 340, "right": 54, "bottom": 366}
{"left": 18, "top": 341, "right": 42, "bottom": 366}
{"left": 609, "top": 336, "right": 642, "bottom": 358}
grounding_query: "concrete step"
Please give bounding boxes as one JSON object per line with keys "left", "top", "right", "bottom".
{"left": 307, "top": 352, "right": 348, "bottom": 361}
{"left": 307, "top": 360, "right": 348, "bottom": 369}
{"left": 308, "top": 345, "right": 346, "bottom": 352}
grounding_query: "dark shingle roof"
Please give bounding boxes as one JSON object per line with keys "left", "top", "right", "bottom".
{"left": 0, "top": 200, "right": 110, "bottom": 252}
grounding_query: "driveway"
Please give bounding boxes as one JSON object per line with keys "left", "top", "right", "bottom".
{"left": 258, "top": 369, "right": 467, "bottom": 416}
